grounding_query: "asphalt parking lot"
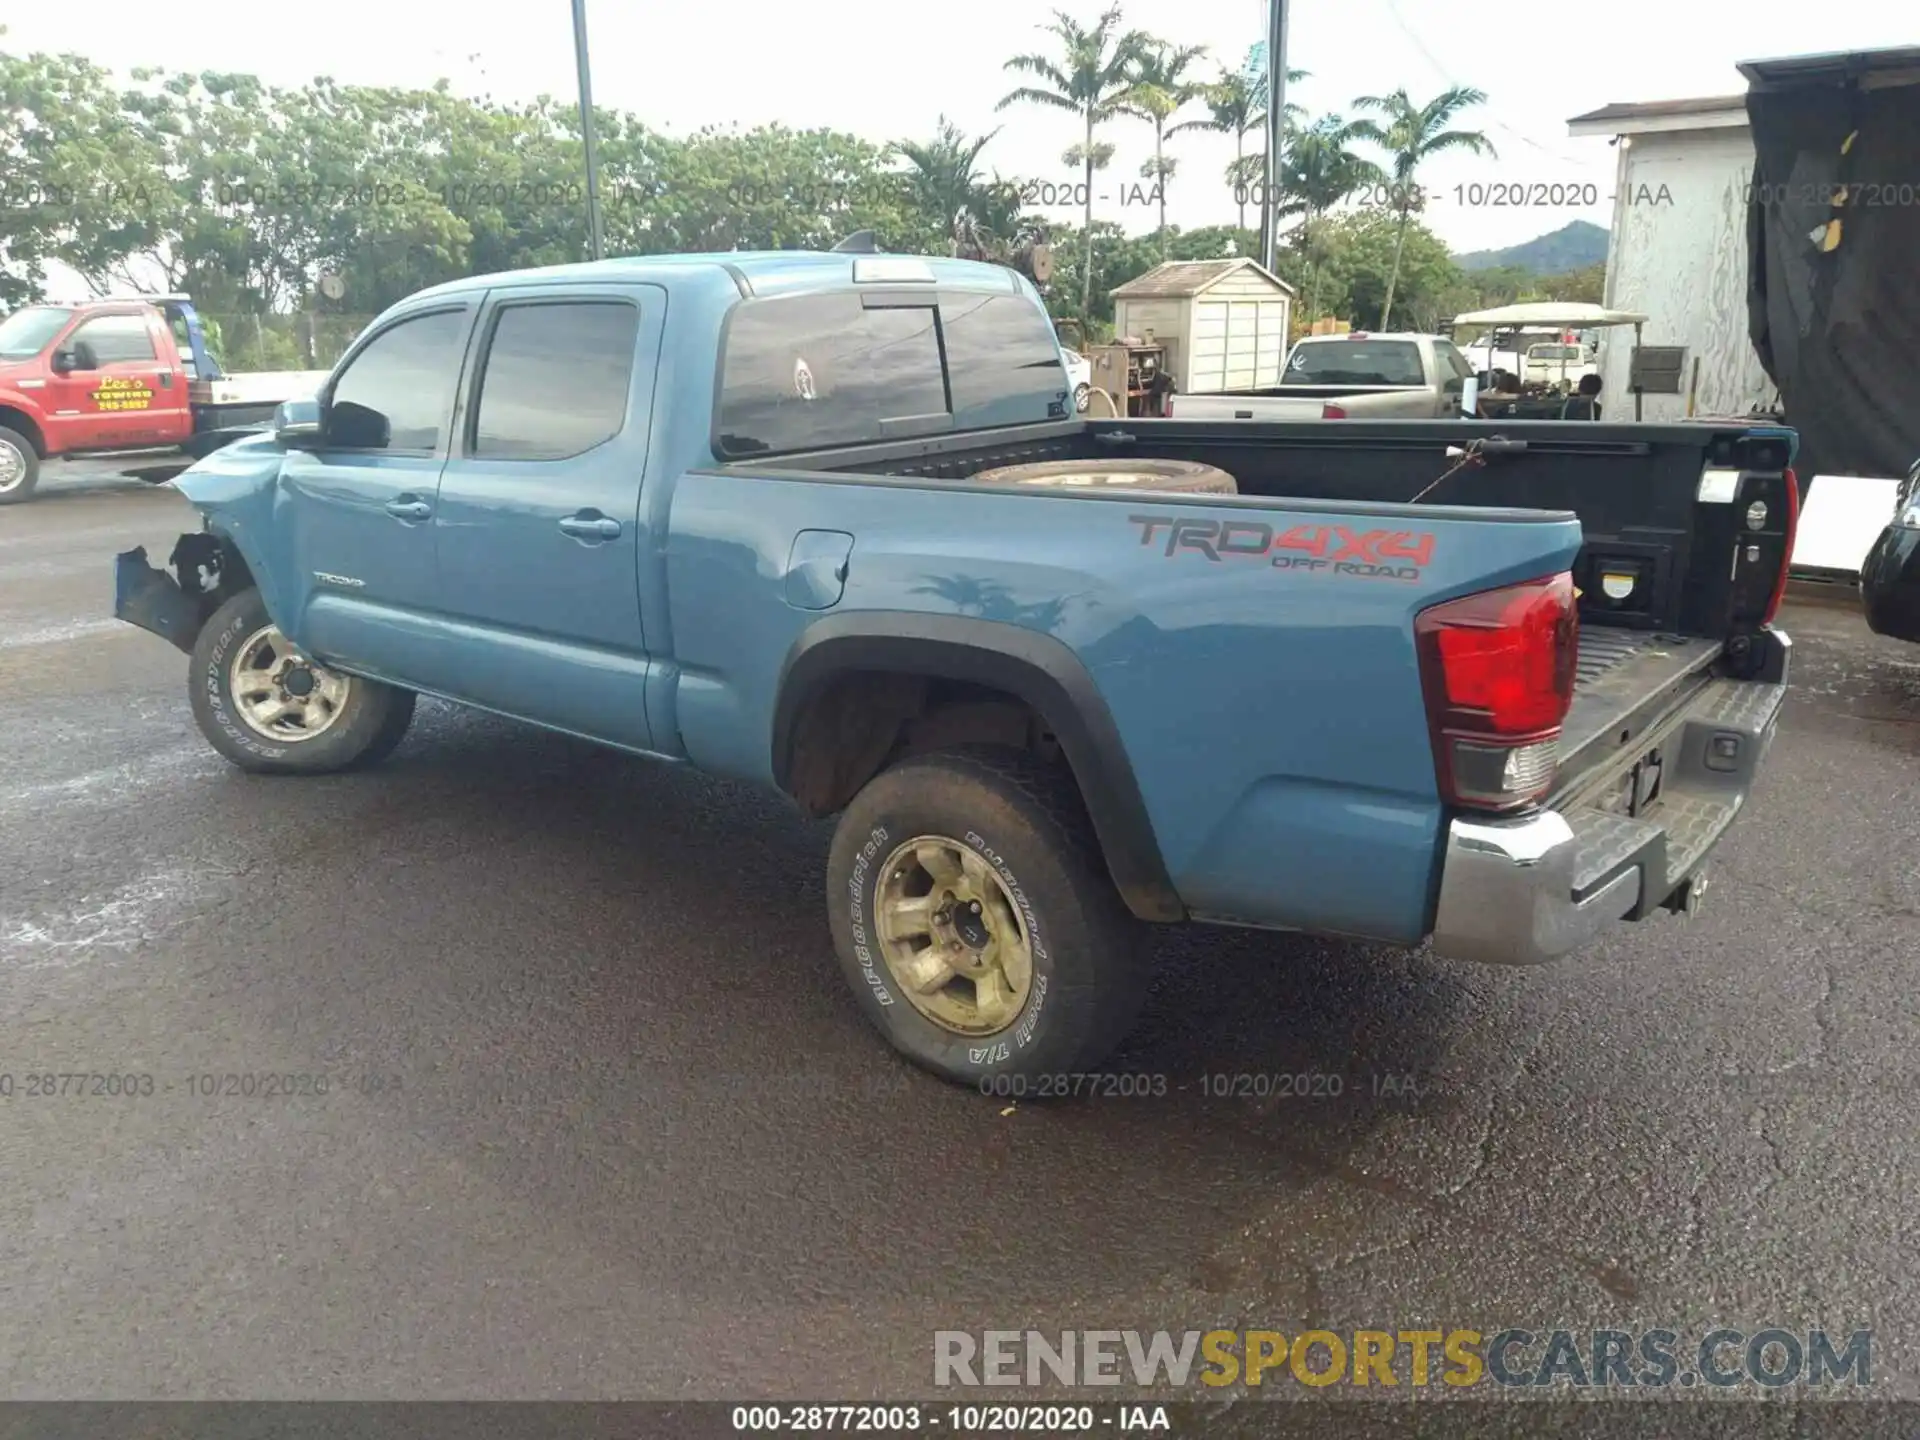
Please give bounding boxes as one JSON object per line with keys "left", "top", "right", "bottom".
{"left": 3, "top": 464, "right": 1918, "bottom": 1403}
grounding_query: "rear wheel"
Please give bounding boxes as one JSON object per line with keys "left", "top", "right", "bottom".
{"left": 188, "top": 587, "right": 413, "bottom": 775}
{"left": 0, "top": 426, "right": 41, "bottom": 505}
{"left": 827, "top": 748, "right": 1152, "bottom": 1088}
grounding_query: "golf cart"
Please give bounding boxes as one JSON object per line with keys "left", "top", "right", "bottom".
{"left": 1452, "top": 301, "right": 1652, "bottom": 420}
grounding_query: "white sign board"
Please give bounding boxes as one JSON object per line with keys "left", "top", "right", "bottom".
{"left": 1791, "top": 474, "right": 1901, "bottom": 574}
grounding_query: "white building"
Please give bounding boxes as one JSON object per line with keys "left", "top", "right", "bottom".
{"left": 1566, "top": 94, "right": 1776, "bottom": 423}
{"left": 1570, "top": 50, "right": 1920, "bottom": 576}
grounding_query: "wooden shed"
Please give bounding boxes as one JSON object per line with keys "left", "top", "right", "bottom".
{"left": 1108, "top": 258, "right": 1295, "bottom": 394}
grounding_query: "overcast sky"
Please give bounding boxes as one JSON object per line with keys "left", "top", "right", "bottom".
{"left": 7, "top": 0, "right": 1913, "bottom": 263}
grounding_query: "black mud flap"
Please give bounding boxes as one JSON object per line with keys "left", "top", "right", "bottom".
{"left": 114, "top": 545, "right": 205, "bottom": 654}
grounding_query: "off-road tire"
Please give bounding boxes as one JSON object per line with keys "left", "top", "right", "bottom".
{"left": 352, "top": 689, "right": 419, "bottom": 770}
{"left": 188, "top": 587, "right": 410, "bottom": 775}
{"left": 968, "top": 457, "right": 1238, "bottom": 495}
{"left": 827, "top": 747, "right": 1153, "bottom": 1089}
{"left": 0, "top": 426, "right": 41, "bottom": 505}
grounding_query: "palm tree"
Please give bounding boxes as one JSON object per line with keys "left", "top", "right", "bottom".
{"left": 1198, "top": 65, "right": 1307, "bottom": 228}
{"left": 890, "top": 118, "right": 1003, "bottom": 256}
{"left": 1118, "top": 40, "right": 1209, "bottom": 254}
{"left": 954, "top": 178, "right": 1050, "bottom": 274}
{"left": 1282, "top": 114, "right": 1382, "bottom": 322}
{"left": 999, "top": 6, "right": 1150, "bottom": 317}
{"left": 1349, "top": 85, "right": 1495, "bottom": 328}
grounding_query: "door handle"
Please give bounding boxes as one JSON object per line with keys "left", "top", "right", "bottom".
{"left": 559, "top": 513, "right": 622, "bottom": 541}
{"left": 385, "top": 497, "right": 433, "bottom": 522}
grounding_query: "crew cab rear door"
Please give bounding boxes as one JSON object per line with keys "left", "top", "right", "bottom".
{"left": 278, "top": 301, "right": 477, "bottom": 680}
{"left": 429, "top": 282, "right": 667, "bottom": 752}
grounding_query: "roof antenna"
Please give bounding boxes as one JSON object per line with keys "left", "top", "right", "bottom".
{"left": 832, "top": 230, "right": 883, "bottom": 253}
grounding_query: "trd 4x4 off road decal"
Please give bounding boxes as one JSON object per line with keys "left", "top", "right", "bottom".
{"left": 1127, "top": 514, "right": 1436, "bottom": 582}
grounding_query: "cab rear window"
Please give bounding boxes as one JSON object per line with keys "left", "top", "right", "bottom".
{"left": 1285, "top": 339, "right": 1424, "bottom": 386}
{"left": 716, "top": 293, "right": 948, "bottom": 457}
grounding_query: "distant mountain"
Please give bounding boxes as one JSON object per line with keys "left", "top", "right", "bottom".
{"left": 1455, "top": 221, "right": 1609, "bottom": 274}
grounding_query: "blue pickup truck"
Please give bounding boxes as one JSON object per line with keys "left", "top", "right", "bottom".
{"left": 112, "top": 251, "right": 1796, "bottom": 1087}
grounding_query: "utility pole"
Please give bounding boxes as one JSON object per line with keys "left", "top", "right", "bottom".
{"left": 1259, "top": 0, "right": 1290, "bottom": 272}
{"left": 571, "top": 0, "right": 606, "bottom": 261}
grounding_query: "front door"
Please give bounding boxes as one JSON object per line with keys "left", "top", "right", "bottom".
{"left": 276, "top": 303, "right": 477, "bottom": 683}
{"left": 45, "top": 310, "right": 191, "bottom": 451}
{"left": 431, "top": 285, "right": 664, "bottom": 751}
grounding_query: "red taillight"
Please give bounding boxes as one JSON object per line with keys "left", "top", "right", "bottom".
{"left": 1322, "top": 402, "right": 1348, "bottom": 419}
{"left": 1764, "top": 467, "right": 1800, "bottom": 625}
{"left": 1414, "top": 573, "right": 1579, "bottom": 811}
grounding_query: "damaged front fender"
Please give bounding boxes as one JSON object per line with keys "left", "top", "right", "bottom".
{"left": 113, "top": 532, "right": 229, "bottom": 654}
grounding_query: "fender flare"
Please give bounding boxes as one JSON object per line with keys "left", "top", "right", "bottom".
{"left": 0, "top": 396, "right": 48, "bottom": 452}
{"left": 772, "top": 611, "right": 1184, "bottom": 923}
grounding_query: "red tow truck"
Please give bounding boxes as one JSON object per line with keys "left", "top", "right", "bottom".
{"left": 0, "top": 294, "right": 329, "bottom": 504}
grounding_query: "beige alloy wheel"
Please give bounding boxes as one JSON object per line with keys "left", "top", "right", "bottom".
{"left": 874, "top": 833, "right": 1035, "bottom": 1036}
{"left": 227, "top": 624, "right": 354, "bottom": 742}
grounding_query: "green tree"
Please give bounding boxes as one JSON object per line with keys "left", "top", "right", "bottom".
{"left": 1348, "top": 85, "right": 1495, "bottom": 328}
{"left": 1555, "top": 260, "right": 1606, "bottom": 306}
{"left": 889, "top": 117, "right": 1005, "bottom": 256}
{"left": 998, "top": 5, "right": 1150, "bottom": 318}
{"left": 1117, "top": 40, "right": 1208, "bottom": 254}
{"left": 1282, "top": 114, "right": 1382, "bottom": 322}
{"left": 1197, "top": 66, "right": 1307, "bottom": 228}
{"left": 1309, "top": 208, "right": 1462, "bottom": 330}
{"left": 631, "top": 123, "right": 916, "bottom": 254}
{"left": 0, "top": 35, "right": 170, "bottom": 306}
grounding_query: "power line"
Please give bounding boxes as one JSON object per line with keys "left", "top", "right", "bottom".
{"left": 1378, "top": 0, "right": 1589, "bottom": 167}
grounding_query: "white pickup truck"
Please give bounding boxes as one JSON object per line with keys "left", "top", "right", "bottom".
{"left": 1167, "top": 332, "right": 1477, "bottom": 421}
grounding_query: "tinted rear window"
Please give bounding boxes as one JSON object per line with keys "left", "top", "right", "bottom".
{"left": 1286, "top": 339, "right": 1424, "bottom": 386}
{"left": 717, "top": 293, "right": 948, "bottom": 457}
{"left": 938, "top": 291, "right": 1066, "bottom": 416}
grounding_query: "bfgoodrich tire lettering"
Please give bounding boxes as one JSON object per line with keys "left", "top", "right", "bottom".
{"left": 827, "top": 748, "right": 1152, "bottom": 1087}
{"left": 188, "top": 587, "right": 410, "bottom": 775}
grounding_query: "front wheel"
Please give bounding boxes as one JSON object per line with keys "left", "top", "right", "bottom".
{"left": 188, "top": 588, "right": 414, "bottom": 774}
{"left": 827, "top": 748, "right": 1153, "bottom": 1088}
{"left": 0, "top": 426, "right": 41, "bottom": 505}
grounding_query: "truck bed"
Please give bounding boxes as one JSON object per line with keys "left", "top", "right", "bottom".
{"left": 758, "top": 415, "right": 1786, "bottom": 630}
{"left": 729, "top": 412, "right": 1793, "bottom": 819}
{"left": 1558, "top": 628, "right": 1722, "bottom": 801}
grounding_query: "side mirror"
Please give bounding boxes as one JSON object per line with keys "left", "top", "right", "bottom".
{"left": 327, "top": 400, "right": 391, "bottom": 450}
{"left": 274, "top": 397, "right": 324, "bottom": 449}
{"left": 50, "top": 347, "right": 78, "bottom": 376}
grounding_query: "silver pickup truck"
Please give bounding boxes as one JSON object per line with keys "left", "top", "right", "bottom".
{"left": 1168, "top": 332, "right": 1477, "bottom": 421}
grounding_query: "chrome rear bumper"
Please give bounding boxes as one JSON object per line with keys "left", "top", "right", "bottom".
{"left": 1429, "top": 666, "right": 1788, "bottom": 966}
{"left": 1430, "top": 810, "right": 1640, "bottom": 965}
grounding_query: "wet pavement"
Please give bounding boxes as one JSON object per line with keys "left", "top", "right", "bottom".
{"left": 2, "top": 471, "right": 1917, "bottom": 1401}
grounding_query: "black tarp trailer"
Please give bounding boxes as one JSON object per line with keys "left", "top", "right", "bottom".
{"left": 1744, "top": 47, "right": 1920, "bottom": 499}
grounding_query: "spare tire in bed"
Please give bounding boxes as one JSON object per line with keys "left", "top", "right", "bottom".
{"left": 968, "top": 458, "right": 1239, "bottom": 495}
